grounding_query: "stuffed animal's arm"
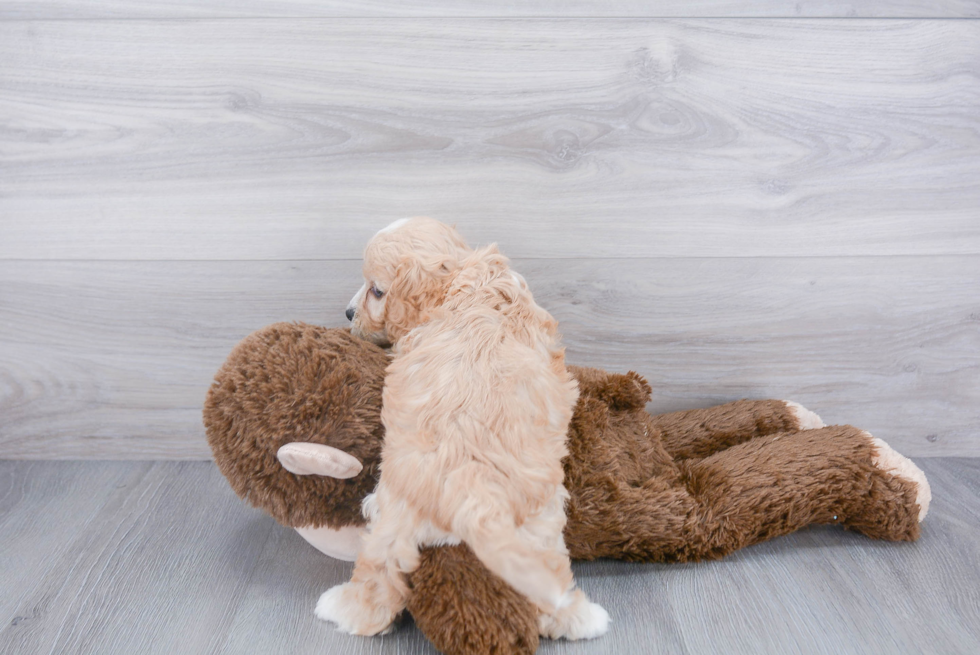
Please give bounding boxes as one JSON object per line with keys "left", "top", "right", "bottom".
{"left": 568, "top": 365, "right": 823, "bottom": 460}
{"left": 568, "top": 365, "right": 653, "bottom": 411}
{"left": 652, "top": 400, "right": 824, "bottom": 461}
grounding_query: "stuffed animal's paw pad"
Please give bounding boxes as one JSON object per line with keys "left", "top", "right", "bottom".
{"left": 867, "top": 433, "right": 931, "bottom": 522}
{"left": 782, "top": 400, "right": 825, "bottom": 430}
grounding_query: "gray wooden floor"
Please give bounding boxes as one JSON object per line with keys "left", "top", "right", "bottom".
{"left": 1, "top": 458, "right": 977, "bottom": 655}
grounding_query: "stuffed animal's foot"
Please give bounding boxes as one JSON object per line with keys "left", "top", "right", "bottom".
{"left": 315, "top": 582, "right": 399, "bottom": 636}
{"left": 868, "top": 433, "right": 931, "bottom": 522}
{"left": 781, "top": 401, "right": 825, "bottom": 430}
{"left": 840, "top": 430, "right": 930, "bottom": 542}
{"left": 538, "top": 589, "right": 609, "bottom": 641}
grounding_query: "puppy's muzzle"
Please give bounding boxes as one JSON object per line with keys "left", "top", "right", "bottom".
{"left": 345, "top": 307, "right": 355, "bottom": 321}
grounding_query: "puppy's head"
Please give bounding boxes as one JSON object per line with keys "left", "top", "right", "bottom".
{"left": 347, "top": 217, "right": 470, "bottom": 346}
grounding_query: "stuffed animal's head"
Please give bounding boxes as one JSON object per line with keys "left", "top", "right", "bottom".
{"left": 204, "top": 323, "right": 389, "bottom": 535}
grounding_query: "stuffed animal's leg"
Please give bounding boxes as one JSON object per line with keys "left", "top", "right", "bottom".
{"left": 653, "top": 399, "right": 824, "bottom": 461}
{"left": 569, "top": 425, "right": 929, "bottom": 562}
{"left": 676, "top": 425, "right": 930, "bottom": 558}
{"left": 407, "top": 544, "right": 540, "bottom": 655}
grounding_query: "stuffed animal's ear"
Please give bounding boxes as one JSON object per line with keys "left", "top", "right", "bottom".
{"left": 276, "top": 443, "right": 364, "bottom": 478}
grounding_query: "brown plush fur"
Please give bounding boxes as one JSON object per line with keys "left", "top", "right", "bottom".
{"left": 561, "top": 367, "right": 921, "bottom": 562}
{"left": 205, "top": 324, "right": 926, "bottom": 655}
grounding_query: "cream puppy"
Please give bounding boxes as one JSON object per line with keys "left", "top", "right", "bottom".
{"left": 317, "top": 218, "right": 608, "bottom": 640}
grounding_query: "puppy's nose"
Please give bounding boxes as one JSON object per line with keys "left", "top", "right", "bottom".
{"left": 345, "top": 307, "right": 355, "bottom": 322}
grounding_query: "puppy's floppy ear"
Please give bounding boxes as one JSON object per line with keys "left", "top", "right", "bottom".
{"left": 384, "top": 255, "right": 459, "bottom": 341}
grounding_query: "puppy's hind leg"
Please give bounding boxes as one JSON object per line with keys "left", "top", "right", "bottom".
{"left": 452, "top": 483, "right": 609, "bottom": 641}
{"left": 524, "top": 489, "right": 609, "bottom": 641}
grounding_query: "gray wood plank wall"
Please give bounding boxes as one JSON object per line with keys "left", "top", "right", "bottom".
{"left": 1, "top": 4, "right": 978, "bottom": 458}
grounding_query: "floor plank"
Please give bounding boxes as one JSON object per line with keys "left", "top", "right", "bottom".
{"left": 1, "top": 1, "right": 977, "bottom": 19}
{"left": 2, "top": 19, "right": 978, "bottom": 259}
{"left": 0, "top": 461, "right": 143, "bottom": 630}
{"left": 0, "top": 461, "right": 276, "bottom": 654}
{"left": 217, "top": 519, "right": 438, "bottom": 655}
{"left": 0, "top": 459, "right": 976, "bottom": 654}
{"left": 1, "top": 257, "right": 976, "bottom": 459}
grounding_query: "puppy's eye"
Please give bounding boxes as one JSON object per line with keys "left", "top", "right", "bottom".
{"left": 370, "top": 285, "right": 384, "bottom": 299}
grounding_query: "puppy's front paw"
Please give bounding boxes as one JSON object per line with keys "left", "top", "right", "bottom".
{"left": 539, "top": 589, "right": 610, "bottom": 641}
{"left": 315, "top": 582, "right": 397, "bottom": 636}
{"left": 569, "top": 601, "right": 610, "bottom": 640}
{"left": 314, "top": 585, "right": 355, "bottom": 632}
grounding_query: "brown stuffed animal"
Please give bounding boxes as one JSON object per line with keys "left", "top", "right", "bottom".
{"left": 204, "top": 322, "right": 931, "bottom": 655}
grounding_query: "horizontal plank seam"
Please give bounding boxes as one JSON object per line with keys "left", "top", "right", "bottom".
{"left": 2, "top": 254, "right": 979, "bottom": 264}
{"left": 1, "top": 16, "right": 979, "bottom": 22}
